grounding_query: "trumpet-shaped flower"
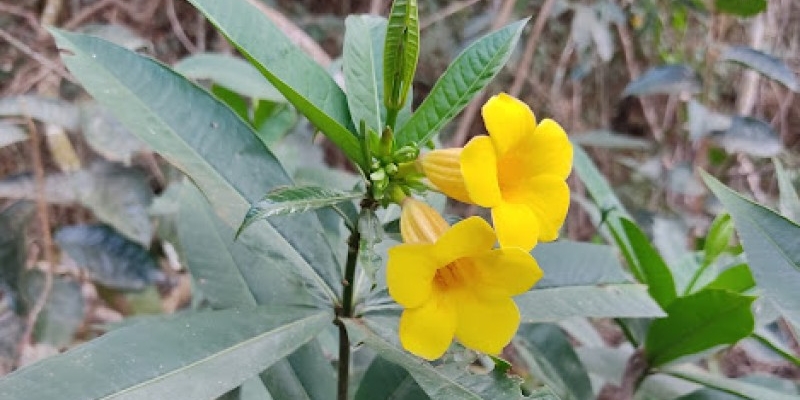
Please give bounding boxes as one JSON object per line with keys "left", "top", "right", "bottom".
{"left": 423, "top": 93, "right": 573, "bottom": 250}
{"left": 387, "top": 198, "right": 542, "bottom": 360}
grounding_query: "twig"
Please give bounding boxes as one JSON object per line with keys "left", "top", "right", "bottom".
{"left": 737, "top": 13, "right": 765, "bottom": 115}
{"left": 421, "top": 0, "right": 483, "bottom": 30}
{"left": 39, "top": 0, "right": 64, "bottom": 32}
{"left": 0, "top": 4, "right": 44, "bottom": 36}
{"left": 369, "top": 0, "right": 384, "bottom": 15}
{"left": 20, "top": 116, "right": 55, "bottom": 347}
{"left": 167, "top": 0, "right": 198, "bottom": 53}
{"left": 195, "top": 12, "right": 206, "bottom": 52}
{"left": 449, "top": 0, "right": 518, "bottom": 147}
{"left": 63, "top": 0, "right": 115, "bottom": 30}
{"left": 245, "top": 0, "right": 333, "bottom": 69}
{"left": 63, "top": 0, "right": 162, "bottom": 30}
{"left": 618, "top": 349, "right": 649, "bottom": 399}
{"left": 0, "top": 27, "right": 76, "bottom": 84}
{"left": 615, "top": 22, "right": 661, "bottom": 141}
{"left": 509, "top": 0, "right": 556, "bottom": 97}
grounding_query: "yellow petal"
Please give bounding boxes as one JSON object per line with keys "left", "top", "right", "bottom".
{"left": 481, "top": 93, "right": 536, "bottom": 156}
{"left": 434, "top": 216, "right": 496, "bottom": 264}
{"left": 387, "top": 244, "right": 439, "bottom": 308}
{"left": 453, "top": 293, "right": 520, "bottom": 355}
{"left": 511, "top": 118, "right": 573, "bottom": 180}
{"left": 505, "top": 176, "right": 570, "bottom": 242}
{"left": 400, "top": 198, "right": 449, "bottom": 244}
{"left": 491, "top": 202, "right": 540, "bottom": 250}
{"left": 470, "top": 248, "right": 542, "bottom": 299}
{"left": 399, "top": 291, "right": 457, "bottom": 360}
{"left": 461, "top": 136, "right": 502, "bottom": 207}
{"left": 422, "top": 149, "right": 473, "bottom": 204}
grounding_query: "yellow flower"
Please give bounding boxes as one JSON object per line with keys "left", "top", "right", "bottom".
{"left": 422, "top": 93, "right": 573, "bottom": 251}
{"left": 387, "top": 198, "right": 542, "bottom": 360}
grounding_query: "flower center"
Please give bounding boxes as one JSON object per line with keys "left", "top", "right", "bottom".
{"left": 433, "top": 259, "right": 474, "bottom": 291}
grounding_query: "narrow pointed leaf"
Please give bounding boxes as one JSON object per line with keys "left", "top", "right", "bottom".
{"left": 383, "top": 0, "right": 419, "bottom": 113}
{"left": 178, "top": 185, "right": 335, "bottom": 400}
{"left": 714, "top": 0, "right": 767, "bottom": 17}
{"left": 345, "top": 318, "right": 550, "bottom": 400}
{"left": 0, "top": 308, "right": 329, "bottom": 400}
{"left": 645, "top": 289, "right": 755, "bottom": 367}
{"left": 532, "top": 241, "right": 629, "bottom": 288}
{"left": 622, "top": 64, "right": 701, "bottom": 97}
{"left": 702, "top": 263, "right": 755, "bottom": 293}
{"left": 713, "top": 116, "right": 782, "bottom": 157}
{"left": 774, "top": 158, "right": 800, "bottom": 223}
{"left": 665, "top": 364, "right": 796, "bottom": 400}
{"left": 52, "top": 29, "right": 341, "bottom": 303}
{"left": 173, "top": 53, "right": 285, "bottom": 102}
{"left": 186, "top": 0, "right": 363, "bottom": 168}
{"left": 720, "top": 46, "right": 799, "bottom": 92}
{"left": 344, "top": 15, "right": 387, "bottom": 132}
{"left": 619, "top": 218, "right": 678, "bottom": 309}
{"left": 395, "top": 19, "right": 528, "bottom": 147}
{"left": 702, "top": 171, "right": 800, "bottom": 331}
{"left": 355, "top": 356, "right": 430, "bottom": 400}
{"left": 239, "top": 185, "right": 363, "bottom": 237}
{"left": 518, "top": 284, "right": 665, "bottom": 322}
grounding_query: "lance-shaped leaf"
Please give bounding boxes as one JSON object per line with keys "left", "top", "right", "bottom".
{"left": 664, "top": 364, "right": 797, "bottom": 400}
{"left": 720, "top": 46, "right": 799, "bottom": 92}
{"left": 186, "top": 0, "right": 364, "bottom": 168}
{"left": 344, "top": 15, "right": 387, "bottom": 132}
{"left": 774, "top": 158, "right": 800, "bottom": 223}
{"left": 395, "top": 19, "right": 528, "bottom": 147}
{"left": 51, "top": 29, "right": 341, "bottom": 303}
{"left": 355, "top": 356, "right": 430, "bottom": 400}
{"left": 173, "top": 53, "right": 285, "bottom": 102}
{"left": 712, "top": 116, "right": 782, "bottom": 158}
{"left": 178, "top": 185, "right": 335, "bottom": 400}
{"left": 645, "top": 289, "right": 755, "bottom": 367}
{"left": 622, "top": 64, "right": 701, "bottom": 97}
{"left": 518, "top": 284, "right": 665, "bottom": 322}
{"left": 345, "top": 318, "right": 556, "bottom": 400}
{"left": 238, "top": 185, "right": 363, "bottom": 237}
{"left": 0, "top": 308, "right": 329, "bottom": 400}
{"left": 714, "top": 0, "right": 767, "bottom": 17}
{"left": 619, "top": 218, "right": 677, "bottom": 309}
{"left": 383, "top": 0, "right": 419, "bottom": 117}
{"left": 702, "top": 171, "right": 800, "bottom": 331}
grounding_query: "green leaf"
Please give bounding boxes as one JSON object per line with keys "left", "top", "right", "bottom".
{"left": 518, "top": 284, "right": 665, "bottom": 322}
{"left": 55, "top": 224, "right": 165, "bottom": 291}
{"left": 621, "top": 64, "right": 701, "bottom": 97}
{"left": 720, "top": 46, "right": 799, "bottom": 92}
{"left": 664, "top": 364, "right": 797, "bottom": 400}
{"left": 702, "top": 263, "right": 755, "bottom": 293}
{"left": 704, "top": 213, "right": 734, "bottom": 265}
{"left": 0, "top": 95, "right": 80, "bottom": 131}
{"left": 395, "top": 18, "right": 528, "bottom": 147}
{"left": 713, "top": 116, "right": 782, "bottom": 158}
{"left": 383, "top": 0, "right": 419, "bottom": 116}
{"left": 532, "top": 241, "right": 629, "bottom": 288}
{"left": 173, "top": 53, "right": 285, "bottom": 101}
{"left": 0, "top": 308, "right": 329, "bottom": 400}
{"left": 619, "top": 218, "right": 678, "bottom": 309}
{"left": 355, "top": 356, "right": 430, "bottom": 400}
{"left": 714, "top": 0, "right": 767, "bottom": 17}
{"left": 514, "top": 324, "right": 593, "bottom": 400}
{"left": 774, "top": 158, "right": 800, "bottom": 223}
{"left": 80, "top": 103, "right": 149, "bottom": 165}
{"left": 0, "top": 201, "right": 35, "bottom": 292}
{"left": 571, "top": 130, "right": 652, "bottom": 150}
{"left": 344, "top": 318, "right": 534, "bottom": 400}
{"left": 177, "top": 184, "right": 307, "bottom": 308}
{"left": 701, "top": 171, "right": 800, "bottom": 332}
{"left": 344, "top": 15, "right": 387, "bottom": 132}
{"left": 20, "top": 271, "right": 84, "bottom": 347}
{"left": 645, "top": 289, "right": 755, "bottom": 367}
{"left": 178, "top": 185, "right": 335, "bottom": 400}
{"left": 239, "top": 185, "right": 363, "bottom": 237}
{"left": 52, "top": 28, "right": 341, "bottom": 303}
{"left": 186, "top": 0, "right": 364, "bottom": 168}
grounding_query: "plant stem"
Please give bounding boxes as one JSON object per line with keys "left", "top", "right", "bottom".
{"left": 335, "top": 319, "right": 351, "bottom": 400}
{"left": 614, "top": 318, "right": 640, "bottom": 348}
{"left": 683, "top": 261, "right": 710, "bottom": 295}
{"left": 341, "top": 225, "right": 362, "bottom": 318}
{"left": 751, "top": 332, "right": 800, "bottom": 367}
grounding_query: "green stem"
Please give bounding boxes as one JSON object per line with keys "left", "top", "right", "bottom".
{"left": 341, "top": 226, "right": 362, "bottom": 318}
{"left": 385, "top": 108, "right": 398, "bottom": 131}
{"left": 751, "top": 332, "right": 800, "bottom": 367}
{"left": 614, "top": 318, "right": 640, "bottom": 348}
{"left": 335, "top": 319, "right": 350, "bottom": 400}
{"left": 684, "top": 261, "right": 711, "bottom": 295}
